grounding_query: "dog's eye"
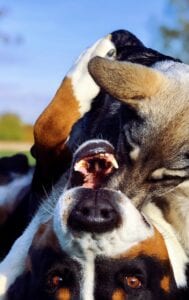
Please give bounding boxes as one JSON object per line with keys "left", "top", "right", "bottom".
{"left": 106, "top": 48, "right": 116, "bottom": 58}
{"left": 123, "top": 276, "right": 142, "bottom": 289}
{"left": 47, "top": 275, "right": 63, "bottom": 292}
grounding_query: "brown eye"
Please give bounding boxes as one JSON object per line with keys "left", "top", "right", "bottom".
{"left": 48, "top": 275, "right": 63, "bottom": 292}
{"left": 125, "top": 276, "right": 142, "bottom": 289}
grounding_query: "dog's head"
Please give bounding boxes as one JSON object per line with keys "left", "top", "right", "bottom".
{"left": 78, "top": 56, "right": 189, "bottom": 209}
{"left": 32, "top": 29, "right": 186, "bottom": 210}
{"left": 7, "top": 143, "right": 181, "bottom": 300}
{"left": 7, "top": 217, "right": 176, "bottom": 300}
{"left": 32, "top": 29, "right": 179, "bottom": 193}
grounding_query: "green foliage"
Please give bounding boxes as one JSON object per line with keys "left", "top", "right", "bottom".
{"left": 0, "top": 113, "right": 33, "bottom": 142}
{"left": 0, "top": 113, "right": 24, "bottom": 141}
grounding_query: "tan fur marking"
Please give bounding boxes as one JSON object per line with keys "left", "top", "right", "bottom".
{"left": 56, "top": 288, "right": 71, "bottom": 300}
{"left": 112, "top": 289, "right": 126, "bottom": 300}
{"left": 160, "top": 275, "right": 171, "bottom": 292}
{"left": 116, "top": 227, "right": 169, "bottom": 260}
{"left": 31, "top": 220, "right": 60, "bottom": 251}
{"left": 88, "top": 57, "right": 165, "bottom": 103}
{"left": 34, "top": 77, "right": 80, "bottom": 150}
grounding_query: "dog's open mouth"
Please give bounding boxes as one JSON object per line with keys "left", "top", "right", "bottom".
{"left": 64, "top": 140, "right": 122, "bottom": 233}
{"left": 68, "top": 141, "right": 118, "bottom": 189}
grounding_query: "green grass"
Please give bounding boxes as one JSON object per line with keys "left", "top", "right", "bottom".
{"left": 0, "top": 150, "right": 36, "bottom": 166}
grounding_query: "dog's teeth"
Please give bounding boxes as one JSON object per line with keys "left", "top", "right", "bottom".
{"left": 111, "top": 157, "right": 119, "bottom": 169}
{"left": 74, "top": 160, "right": 87, "bottom": 172}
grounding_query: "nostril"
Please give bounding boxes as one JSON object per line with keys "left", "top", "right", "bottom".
{"left": 101, "top": 209, "right": 111, "bottom": 219}
{"left": 81, "top": 207, "right": 91, "bottom": 217}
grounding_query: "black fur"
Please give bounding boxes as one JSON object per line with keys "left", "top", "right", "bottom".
{"left": 7, "top": 246, "right": 81, "bottom": 300}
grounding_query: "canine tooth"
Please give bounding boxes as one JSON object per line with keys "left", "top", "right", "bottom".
{"left": 112, "top": 157, "right": 119, "bottom": 169}
{"left": 74, "top": 160, "right": 87, "bottom": 171}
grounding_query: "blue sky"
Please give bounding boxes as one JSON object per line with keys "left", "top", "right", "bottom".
{"left": 0, "top": 0, "right": 171, "bottom": 124}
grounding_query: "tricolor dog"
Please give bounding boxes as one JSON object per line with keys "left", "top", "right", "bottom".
{"left": 5, "top": 141, "right": 189, "bottom": 299}
{"left": 1, "top": 30, "right": 189, "bottom": 299}
{"left": 34, "top": 29, "right": 189, "bottom": 257}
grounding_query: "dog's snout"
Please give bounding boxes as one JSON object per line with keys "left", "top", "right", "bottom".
{"left": 67, "top": 189, "right": 121, "bottom": 233}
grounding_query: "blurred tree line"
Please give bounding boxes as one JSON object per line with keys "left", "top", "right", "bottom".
{"left": 159, "top": 0, "right": 189, "bottom": 63}
{"left": 0, "top": 113, "right": 33, "bottom": 142}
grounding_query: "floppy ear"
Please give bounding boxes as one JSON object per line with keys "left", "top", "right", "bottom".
{"left": 34, "top": 35, "right": 116, "bottom": 154}
{"left": 88, "top": 56, "right": 166, "bottom": 106}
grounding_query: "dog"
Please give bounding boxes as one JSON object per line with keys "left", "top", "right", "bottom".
{"left": 0, "top": 30, "right": 119, "bottom": 298}
{"left": 5, "top": 140, "right": 189, "bottom": 299}
{"left": 33, "top": 29, "right": 189, "bottom": 256}
{"left": 0, "top": 154, "right": 33, "bottom": 258}
{"left": 32, "top": 29, "right": 179, "bottom": 195}
{"left": 0, "top": 29, "right": 188, "bottom": 298}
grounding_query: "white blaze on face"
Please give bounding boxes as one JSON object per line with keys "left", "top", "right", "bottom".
{"left": 67, "top": 35, "right": 116, "bottom": 115}
{"left": 79, "top": 255, "right": 95, "bottom": 300}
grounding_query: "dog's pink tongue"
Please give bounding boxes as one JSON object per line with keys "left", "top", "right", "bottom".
{"left": 74, "top": 153, "right": 118, "bottom": 189}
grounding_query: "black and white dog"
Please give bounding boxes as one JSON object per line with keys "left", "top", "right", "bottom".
{"left": 5, "top": 141, "right": 189, "bottom": 300}
{"left": 1, "top": 30, "right": 189, "bottom": 299}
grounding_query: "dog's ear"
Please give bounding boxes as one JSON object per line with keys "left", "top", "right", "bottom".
{"left": 33, "top": 77, "right": 81, "bottom": 153}
{"left": 33, "top": 36, "right": 116, "bottom": 155}
{"left": 88, "top": 56, "right": 166, "bottom": 107}
{"left": 7, "top": 272, "right": 31, "bottom": 300}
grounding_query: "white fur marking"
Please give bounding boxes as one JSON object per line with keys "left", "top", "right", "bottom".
{"left": 80, "top": 255, "right": 95, "bottom": 300}
{"left": 0, "top": 197, "right": 53, "bottom": 299}
{"left": 129, "top": 146, "right": 140, "bottom": 161}
{"left": 151, "top": 168, "right": 187, "bottom": 180}
{"left": 143, "top": 203, "right": 189, "bottom": 288}
{"left": 68, "top": 35, "right": 116, "bottom": 115}
{"left": 0, "top": 170, "right": 33, "bottom": 207}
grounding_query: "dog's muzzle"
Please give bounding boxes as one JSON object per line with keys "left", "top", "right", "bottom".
{"left": 67, "top": 188, "right": 121, "bottom": 233}
{"left": 66, "top": 140, "right": 121, "bottom": 233}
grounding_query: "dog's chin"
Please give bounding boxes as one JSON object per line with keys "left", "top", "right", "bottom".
{"left": 53, "top": 187, "right": 153, "bottom": 259}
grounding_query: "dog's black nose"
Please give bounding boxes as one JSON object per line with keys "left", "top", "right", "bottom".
{"left": 67, "top": 188, "right": 121, "bottom": 233}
